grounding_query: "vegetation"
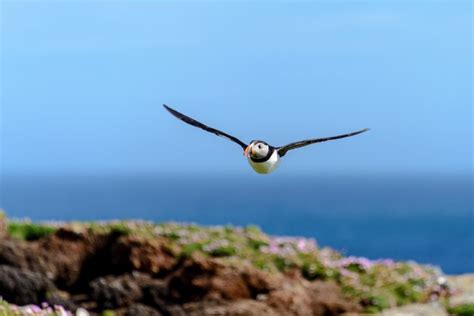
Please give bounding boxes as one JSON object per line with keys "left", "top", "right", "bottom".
{"left": 1, "top": 218, "right": 461, "bottom": 314}
{"left": 0, "top": 299, "right": 72, "bottom": 316}
{"left": 153, "top": 222, "right": 446, "bottom": 312}
{"left": 448, "top": 304, "right": 474, "bottom": 316}
{"left": 7, "top": 222, "right": 57, "bottom": 241}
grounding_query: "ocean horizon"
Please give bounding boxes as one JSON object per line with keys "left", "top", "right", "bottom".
{"left": 1, "top": 172, "right": 472, "bottom": 274}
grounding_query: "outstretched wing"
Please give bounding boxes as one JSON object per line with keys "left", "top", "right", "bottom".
{"left": 277, "top": 128, "right": 369, "bottom": 157}
{"left": 163, "top": 104, "right": 248, "bottom": 150}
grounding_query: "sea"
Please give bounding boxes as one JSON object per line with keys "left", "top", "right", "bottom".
{"left": 1, "top": 173, "right": 472, "bottom": 274}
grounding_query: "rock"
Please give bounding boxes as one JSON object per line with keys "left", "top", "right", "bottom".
{"left": 46, "top": 291, "right": 78, "bottom": 313}
{"left": 265, "top": 280, "right": 313, "bottom": 315}
{"left": 0, "top": 239, "right": 29, "bottom": 267}
{"left": 142, "top": 280, "right": 171, "bottom": 314}
{"left": 167, "top": 255, "right": 267, "bottom": 302}
{"left": 108, "top": 236, "right": 176, "bottom": 276}
{"left": 76, "top": 308, "right": 90, "bottom": 316}
{"left": 39, "top": 229, "right": 101, "bottom": 288}
{"left": 381, "top": 302, "right": 448, "bottom": 316}
{"left": 0, "top": 224, "right": 363, "bottom": 316}
{"left": 89, "top": 274, "right": 150, "bottom": 309}
{"left": 125, "top": 304, "right": 162, "bottom": 316}
{"left": 448, "top": 274, "right": 474, "bottom": 307}
{"left": 264, "top": 279, "right": 360, "bottom": 316}
{"left": 309, "top": 281, "right": 362, "bottom": 315}
{"left": 240, "top": 265, "right": 277, "bottom": 298}
{"left": 0, "top": 265, "right": 56, "bottom": 305}
{"left": 0, "top": 229, "right": 176, "bottom": 290}
{"left": 166, "top": 255, "right": 360, "bottom": 316}
{"left": 181, "top": 300, "right": 278, "bottom": 316}
{"left": 0, "top": 228, "right": 106, "bottom": 288}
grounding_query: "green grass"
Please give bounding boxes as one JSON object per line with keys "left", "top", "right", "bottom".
{"left": 448, "top": 304, "right": 474, "bottom": 316}
{"left": 7, "top": 222, "right": 57, "bottom": 241}
{"left": 2, "top": 217, "right": 448, "bottom": 314}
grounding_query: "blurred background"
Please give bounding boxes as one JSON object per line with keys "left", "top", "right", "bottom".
{"left": 1, "top": 1, "right": 472, "bottom": 274}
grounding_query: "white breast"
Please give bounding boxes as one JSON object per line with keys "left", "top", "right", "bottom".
{"left": 248, "top": 150, "right": 281, "bottom": 174}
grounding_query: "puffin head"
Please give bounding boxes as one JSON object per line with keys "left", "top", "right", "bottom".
{"left": 244, "top": 140, "right": 270, "bottom": 159}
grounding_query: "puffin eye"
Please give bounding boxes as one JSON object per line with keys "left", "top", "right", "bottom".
{"left": 258, "top": 144, "right": 262, "bottom": 149}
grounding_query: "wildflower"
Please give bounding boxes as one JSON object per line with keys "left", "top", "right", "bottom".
{"left": 76, "top": 308, "right": 90, "bottom": 316}
{"left": 296, "top": 238, "right": 317, "bottom": 252}
{"left": 30, "top": 305, "right": 43, "bottom": 313}
{"left": 375, "top": 258, "right": 395, "bottom": 267}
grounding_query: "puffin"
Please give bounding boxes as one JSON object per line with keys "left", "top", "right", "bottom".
{"left": 163, "top": 104, "right": 369, "bottom": 174}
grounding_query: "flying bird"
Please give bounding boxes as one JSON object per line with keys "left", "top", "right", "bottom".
{"left": 163, "top": 104, "right": 369, "bottom": 174}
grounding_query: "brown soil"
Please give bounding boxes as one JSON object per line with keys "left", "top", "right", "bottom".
{"left": 0, "top": 229, "right": 361, "bottom": 315}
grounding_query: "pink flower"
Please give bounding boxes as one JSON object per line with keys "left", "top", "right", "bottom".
{"left": 297, "top": 239, "right": 306, "bottom": 251}
{"left": 376, "top": 259, "right": 395, "bottom": 267}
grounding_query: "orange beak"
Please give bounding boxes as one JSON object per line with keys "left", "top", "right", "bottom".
{"left": 244, "top": 145, "right": 251, "bottom": 157}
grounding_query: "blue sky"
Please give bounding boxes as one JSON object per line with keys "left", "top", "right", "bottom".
{"left": 1, "top": 1, "right": 472, "bottom": 175}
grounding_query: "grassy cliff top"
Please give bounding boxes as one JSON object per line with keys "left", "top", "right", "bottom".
{"left": 2, "top": 215, "right": 449, "bottom": 313}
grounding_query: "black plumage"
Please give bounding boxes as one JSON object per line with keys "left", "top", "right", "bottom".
{"left": 276, "top": 128, "right": 369, "bottom": 157}
{"left": 163, "top": 104, "right": 248, "bottom": 149}
{"left": 163, "top": 104, "right": 369, "bottom": 167}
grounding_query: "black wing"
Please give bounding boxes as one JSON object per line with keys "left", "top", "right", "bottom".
{"left": 163, "top": 104, "right": 248, "bottom": 150}
{"left": 277, "top": 128, "right": 369, "bottom": 157}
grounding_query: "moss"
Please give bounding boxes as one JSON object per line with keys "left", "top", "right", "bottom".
{"left": 109, "top": 223, "right": 132, "bottom": 236}
{"left": 391, "top": 282, "right": 423, "bottom": 305}
{"left": 252, "top": 256, "right": 272, "bottom": 271}
{"left": 210, "top": 245, "right": 237, "bottom": 257}
{"left": 272, "top": 256, "right": 295, "bottom": 271}
{"left": 181, "top": 242, "right": 204, "bottom": 256}
{"left": 7, "top": 222, "right": 57, "bottom": 241}
{"left": 366, "top": 295, "right": 390, "bottom": 312}
{"left": 346, "top": 263, "right": 366, "bottom": 273}
{"left": 247, "top": 238, "right": 268, "bottom": 250}
{"left": 302, "top": 262, "right": 328, "bottom": 280}
{"left": 448, "top": 304, "right": 474, "bottom": 316}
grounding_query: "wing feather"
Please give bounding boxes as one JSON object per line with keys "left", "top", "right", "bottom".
{"left": 163, "top": 104, "right": 248, "bottom": 149}
{"left": 277, "top": 128, "right": 369, "bottom": 157}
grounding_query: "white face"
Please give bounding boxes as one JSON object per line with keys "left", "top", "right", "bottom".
{"left": 249, "top": 141, "right": 270, "bottom": 159}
